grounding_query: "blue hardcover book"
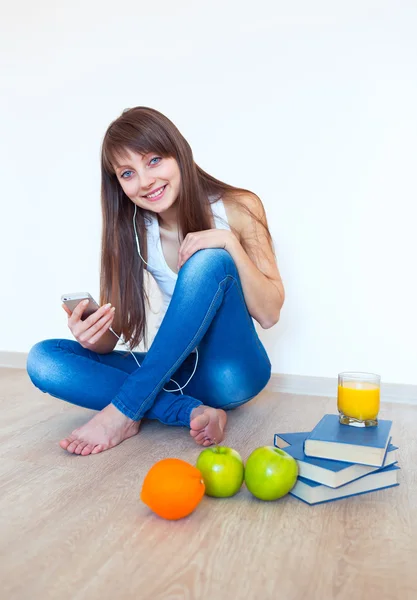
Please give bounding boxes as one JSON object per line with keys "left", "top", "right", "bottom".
{"left": 303, "top": 414, "right": 393, "bottom": 467}
{"left": 274, "top": 431, "right": 397, "bottom": 488}
{"left": 289, "top": 464, "right": 400, "bottom": 505}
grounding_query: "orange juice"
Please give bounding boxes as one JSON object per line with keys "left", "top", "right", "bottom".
{"left": 337, "top": 382, "right": 380, "bottom": 421}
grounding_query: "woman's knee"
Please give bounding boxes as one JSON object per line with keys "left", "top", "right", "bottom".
{"left": 180, "top": 248, "right": 237, "bottom": 280}
{"left": 204, "top": 361, "right": 271, "bottom": 409}
{"left": 26, "top": 339, "right": 63, "bottom": 391}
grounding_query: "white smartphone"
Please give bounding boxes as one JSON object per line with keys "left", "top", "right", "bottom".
{"left": 61, "top": 292, "right": 100, "bottom": 320}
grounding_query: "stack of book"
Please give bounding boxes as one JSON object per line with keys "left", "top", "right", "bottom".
{"left": 274, "top": 414, "right": 399, "bottom": 505}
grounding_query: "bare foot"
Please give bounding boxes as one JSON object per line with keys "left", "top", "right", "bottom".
{"left": 59, "top": 403, "right": 140, "bottom": 456}
{"left": 189, "top": 406, "right": 227, "bottom": 447}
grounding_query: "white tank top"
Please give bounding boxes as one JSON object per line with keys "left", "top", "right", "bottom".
{"left": 143, "top": 198, "right": 231, "bottom": 331}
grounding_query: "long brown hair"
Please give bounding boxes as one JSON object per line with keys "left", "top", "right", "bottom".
{"left": 100, "top": 106, "right": 274, "bottom": 350}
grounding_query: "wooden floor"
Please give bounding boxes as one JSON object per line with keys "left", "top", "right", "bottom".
{"left": 1, "top": 367, "right": 416, "bottom": 600}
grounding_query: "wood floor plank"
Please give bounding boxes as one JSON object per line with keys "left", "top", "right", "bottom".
{"left": 0, "top": 368, "right": 415, "bottom": 600}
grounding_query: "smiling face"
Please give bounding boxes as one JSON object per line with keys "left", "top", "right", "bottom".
{"left": 114, "top": 149, "right": 181, "bottom": 214}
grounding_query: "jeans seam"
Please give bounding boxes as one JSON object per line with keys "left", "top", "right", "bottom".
{"left": 225, "top": 276, "right": 270, "bottom": 362}
{"left": 128, "top": 275, "right": 232, "bottom": 420}
{"left": 148, "top": 399, "right": 201, "bottom": 427}
{"left": 55, "top": 340, "right": 141, "bottom": 374}
{"left": 221, "top": 397, "right": 255, "bottom": 410}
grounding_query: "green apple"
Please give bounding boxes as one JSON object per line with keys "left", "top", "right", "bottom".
{"left": 196, "top": 447, "right": 244, "bottom": 497}
{"left": 244, "top": 446, "right": 298, "bottom": 501}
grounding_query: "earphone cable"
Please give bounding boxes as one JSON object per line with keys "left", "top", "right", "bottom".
{"left": 106, "top": 204, "right": 199, "bottom": 394}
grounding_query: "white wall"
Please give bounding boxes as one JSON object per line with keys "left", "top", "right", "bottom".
{"left": 1, "top": 1, "right": 417, "bottom": 384}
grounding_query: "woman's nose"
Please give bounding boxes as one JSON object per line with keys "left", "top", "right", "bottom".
{"left": 139, "top": 172, "right": 156, "bottom": 194}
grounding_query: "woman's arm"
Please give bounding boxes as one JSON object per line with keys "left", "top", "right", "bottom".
{"left": 225, "top": 193, "right": 285, "bottom": 329}
{"left": 87, "top": 327, "right": 119, "bottom": 354}
{"left": 177, "top": 193, "right": 285, "bottom": 329}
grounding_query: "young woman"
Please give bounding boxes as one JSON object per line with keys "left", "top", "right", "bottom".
{"left": 27, "top": 107, "right": 285, "bottom": 456}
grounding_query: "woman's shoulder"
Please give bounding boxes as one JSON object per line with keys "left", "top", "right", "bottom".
{"left": 222, "top": 191, "right": 265, "bottom": 234}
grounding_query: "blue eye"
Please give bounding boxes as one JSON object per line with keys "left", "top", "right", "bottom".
{"left": 120, "top": 157, "right": 160, "bottom": 178}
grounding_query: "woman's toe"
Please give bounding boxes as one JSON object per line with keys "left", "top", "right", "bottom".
{"left": 81, "top": 444, "right": 94, "bottom": 456}
{"left": 59, "top": 435, "right": 76, "bottom": 450}
{"left": 74, "top": 442, "right": 87, "bottom": 455}
{"left": 66, "top": 440, "right": 80, "bottom": 453}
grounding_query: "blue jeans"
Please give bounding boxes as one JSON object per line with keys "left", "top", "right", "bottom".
{"left": 27, "top": 249, "right": 272, "bottom": 427}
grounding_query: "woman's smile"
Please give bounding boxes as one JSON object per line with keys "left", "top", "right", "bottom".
{"left": 142, "top": 184, "right": 167, "bottom": 202}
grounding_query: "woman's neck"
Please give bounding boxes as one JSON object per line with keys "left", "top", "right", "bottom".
{"left": 157, "top": 204, "right": 179, "bottom": 232}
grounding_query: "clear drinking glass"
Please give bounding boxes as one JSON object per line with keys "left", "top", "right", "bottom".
{"left": 337, "top": 372, "right": 381, "bottom": 427}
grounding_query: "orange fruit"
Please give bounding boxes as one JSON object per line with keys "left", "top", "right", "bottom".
{"left": 141, "top": 458, "right": 205, "bottom": 520}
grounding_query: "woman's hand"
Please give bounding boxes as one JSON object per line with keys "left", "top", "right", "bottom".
{"left": 177, "top": 229, "right": 238, "bottom": 270}
{"left": 62, "top": 301, "right": 116, "bottom": 349}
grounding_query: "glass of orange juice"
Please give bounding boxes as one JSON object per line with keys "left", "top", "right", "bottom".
{"left": 337, "top": 372, "right": 381, "bottom": 427}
